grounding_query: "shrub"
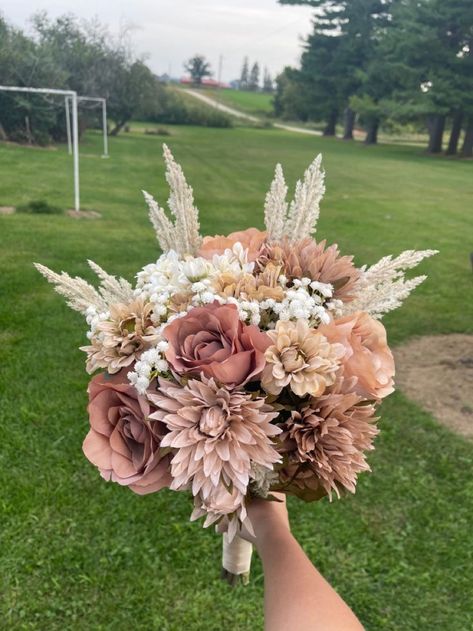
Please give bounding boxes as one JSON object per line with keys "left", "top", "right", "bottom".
{"left": 16, "top": 200, "right": 63, "bottom": 215}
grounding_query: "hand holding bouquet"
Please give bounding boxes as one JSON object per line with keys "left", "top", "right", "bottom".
{"left": 36, "top": 146, "right": 436, "bottom": 583}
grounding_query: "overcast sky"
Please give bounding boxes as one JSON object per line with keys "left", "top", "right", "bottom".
{"left": 2, "top": 0, "right": 315, "bottom": 82}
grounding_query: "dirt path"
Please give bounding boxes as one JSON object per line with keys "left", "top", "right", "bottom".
{"left": 182, "top": 89, "right": 322, "bottom": 136}
{"left": 394, "top": 334, "right": 473, "bottom": 438}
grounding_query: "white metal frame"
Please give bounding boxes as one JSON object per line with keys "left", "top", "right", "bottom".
{"left": 0, "top": 85, "right": 81, "bottom": 211}
{"left": 65, "top": 95, "right": 109, "bottom": 158}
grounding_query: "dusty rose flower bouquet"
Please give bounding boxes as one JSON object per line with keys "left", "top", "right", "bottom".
{"left": 36, "top": 145, "right": 436, "bottom": 584}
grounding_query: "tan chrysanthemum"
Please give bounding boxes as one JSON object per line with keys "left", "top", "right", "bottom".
{"left": 81, "top": 298, "right": 159, "bottom": 374}
{"left": 148, "top": 376, "right": 281, "bottom": 503}
{"left": 214, "top": 263, "right": 284, "bottom": 302}
{"left": 259, "top": 237, "right": 361, "bottom": 302}
{"left": 261, "top": 320, "right": 345, "bottom": 397}
{"left": 279, "top": 385, "right": 378, "bottom": 498}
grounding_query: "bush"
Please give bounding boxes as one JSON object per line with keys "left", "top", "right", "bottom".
{"left": 139, "top": 88, "right": 233, "bottom": 128}
{"left": 144, "top": 127, "right": 171, "bottom": 136}
{"left": 16, "top": 200, "right": 63, "bottom": 214}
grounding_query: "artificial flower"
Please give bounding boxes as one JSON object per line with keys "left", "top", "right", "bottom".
{"left": 82, "top": 370, "right": 171, "bottom": 494}
{"left": 163, "top": 301, "right": 271, "bottom": 386}
{"left": 199, "top": 227, "right": 267, "bottom": 262}
{"left": 261, "top": 319, "right": 345, "bottom": 397}
{"left": 319, "top": 311, "right": 395, "bottom": 399}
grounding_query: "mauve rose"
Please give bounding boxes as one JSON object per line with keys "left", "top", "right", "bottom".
{"left": 83, "top": 370, "right": 171, "bottom": 495}
{"left": 163, "top": 302, "right": 271, "bottom": 386}
{"left": 318, "top": 312, "right": 395, "bottom": 400}
{"left": 198, "top": 227, "right": 267, "bottom": 262}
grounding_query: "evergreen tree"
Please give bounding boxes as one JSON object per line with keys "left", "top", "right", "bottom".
{"left": 279, "top": 0, "right": 394, "bottom": 141}
{"left": 248, "top": 62, "right": 260, "bottom": 91}
{"left": 263, "top": 67, "right": 273, "bottom": 92}
{"left": 240, "top": 57, "right": 249, "bottom": 90}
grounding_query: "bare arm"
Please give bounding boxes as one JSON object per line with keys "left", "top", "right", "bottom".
{"left": 248, "top": 495, "right": 365, "bottom": 631}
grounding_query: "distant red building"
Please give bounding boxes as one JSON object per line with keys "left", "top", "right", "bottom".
{"left": 180, "top": 77, "right": 231, "bottom": 89}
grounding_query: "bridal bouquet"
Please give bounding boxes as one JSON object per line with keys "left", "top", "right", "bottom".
{"left": 36, "top": 145, "right": 436, "bottom": 583}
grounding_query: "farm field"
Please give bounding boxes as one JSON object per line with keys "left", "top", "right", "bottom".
{"left": 192, "top": 87, "right": 274, "bottom": 116}
{"left": 1, "top": 125, "right": 472, "bottom": 630}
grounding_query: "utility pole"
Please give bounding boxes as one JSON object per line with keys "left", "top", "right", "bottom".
{"left": 217, "top": 54, "right": 223, "bottom": 87}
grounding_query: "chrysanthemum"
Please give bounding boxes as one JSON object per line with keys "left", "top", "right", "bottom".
{"left": 148, "top": 376, "right": 281, "bottom": 502}
{"left": 260, "top": 237, "right": 361, "bottom": 303}
{"left": 81, "top": 298, "right": 160, "bottom": 374}
{"left": 280, "top": 384, "right": 378, "bottom": 498}
{"left": 261, "top": 319, "right": 345, "bottom": 397}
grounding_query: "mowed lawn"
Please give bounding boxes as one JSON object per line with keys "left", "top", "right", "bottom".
{"left": 194, "top": 88, "right": 274, "bottom": 116}
{"left": 1, "top": 126, "right": 472, "bottom": 631}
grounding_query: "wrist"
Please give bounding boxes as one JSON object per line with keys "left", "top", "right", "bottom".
{"left": 254, "top": 523, "right": 293, "bottom": 557}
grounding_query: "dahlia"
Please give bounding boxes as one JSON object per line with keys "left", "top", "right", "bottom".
{"left": 260, "top": 237, "right": 360, "bottom": 303}
{"left": 261, "top": 319, "right": 345, "bottom": 397}
{"left": 280, "top": 386, "right": 378, "bottom": 498}
{"left": 148, "top": 376, "right": 281, "bottom": 502}
{"left": 81, "top": 298, "right": 160, "bottom": 374}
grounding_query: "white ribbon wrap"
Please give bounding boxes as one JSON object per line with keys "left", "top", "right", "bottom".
{"left": 222, "top": 533, "right": 253, "bottom": 583}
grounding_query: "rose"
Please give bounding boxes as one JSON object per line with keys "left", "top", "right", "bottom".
{"left": 82, "top": 370, "right": 171, "bottom": 494}
{"left": 318, "top": 312, "right": 395, "bottom": 400}
{"left": 163, "top": 302, "right": 271, "bottom": 386}
{"left": 198, "top": 227, "right": 267, "bottom": 262}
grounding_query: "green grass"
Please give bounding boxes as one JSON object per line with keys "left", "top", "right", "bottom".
{"left": 194, "top": 88, "right": 274, "bottom": 116}
{"left": 1, "top": 126, "right": 472, "bottom": 630}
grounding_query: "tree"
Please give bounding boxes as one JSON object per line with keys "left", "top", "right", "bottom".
{"left": 249, "top": 62, "right": 260, "bottom": 91}
{"left": 263, "top": 67, "right": 273, "bottom": 92}
{"left": 240, "top": 57, "right": 249, "bottom": 90}
{"left": 376, "top": 0, "right": 473, "bottom": 154}
{"left": 279, "top": 0, "right": 394, "bottom": 141}
{"left": 0, "top": 12, "right": 167, "bottom": 142}
{"left": 184, "top": 54, "right": 212, "bottom": 86}
{"left": 273, "top": 67, "right": 314, "bottom": 121}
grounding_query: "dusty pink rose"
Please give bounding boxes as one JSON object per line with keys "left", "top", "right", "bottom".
{"left": 198, "top": 227, "right": 267, "bottom": 262}
{"left": 318, "top": 312, "right": 395, "bottom": 400}
{"left": 83, "top": 370, "right": 171, "bottom": 494}
{"left": 163, "top": 302, "right": 271, "bottom": 386}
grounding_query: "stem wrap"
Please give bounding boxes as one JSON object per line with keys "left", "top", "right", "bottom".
{"left": 221, "top": 532, "right": 253, "bottom": 586}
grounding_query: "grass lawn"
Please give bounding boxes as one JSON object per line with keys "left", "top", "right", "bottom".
{"left": 1, "top": 125, "right": 472, "bottom": 631}
{"left": 192, "top": 88, "right": 274, "bottom": 116}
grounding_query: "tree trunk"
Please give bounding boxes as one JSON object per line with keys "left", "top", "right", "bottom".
{"left": 461, "top": 120, "right": 473, "bottom": 158}
{"left": 343, "top": 107, "right": 356, "bottom": 140}
{"left": 445, "top": 111, "right": 463, "bottom": 155}
{"left": 364, "top": 120, "right": 379, "bottom": 145}
{"left": 323, "top": 109, "right": 337, "bottom": 136}
{"left": 110, "top": 119, "right": 128, "bottom": 136}
{"left": 427, "top": 114, "right": 445, "bottom": 153}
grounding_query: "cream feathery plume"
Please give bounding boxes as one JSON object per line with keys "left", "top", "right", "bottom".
{"left": 34, "top": 263, "right": 108, "bottom": 314}
{"left": 343, "top": 249, "right": 438, "bottom": 319}
{"left": 142, "top": 190, "right": 176, "bottom": 253}
{"left": 264, "top": 163, "right": 288, "bottom": 242}
{"left": 87, "top": 260, "right": 134, "bottom": 304}
{"left": 284, "top": 154, "right": 325, "bottom": 242}
{"left": 162, "top": 143, "right": 202, "bottom": 256}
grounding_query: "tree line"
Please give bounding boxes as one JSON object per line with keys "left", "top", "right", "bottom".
{"left": 0, "top": 13, "right": 231, "bottom": 145}
{"left": 275, "top": 0, "right": 473, "bottom": 156}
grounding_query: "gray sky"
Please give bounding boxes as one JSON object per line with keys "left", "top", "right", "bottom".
{"left": 3, "top": 0, "right": 315, "bottom": 82}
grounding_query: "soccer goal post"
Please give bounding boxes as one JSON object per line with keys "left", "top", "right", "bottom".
{"left": 65, "top": 95, "right": 109, "bottom": 158}
{"left": 0, "top": 86, "right": 81, "bottom": 211}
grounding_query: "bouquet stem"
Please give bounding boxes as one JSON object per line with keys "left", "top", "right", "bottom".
{"left": 221, "top": 532, "right": 253, "bottom": 586}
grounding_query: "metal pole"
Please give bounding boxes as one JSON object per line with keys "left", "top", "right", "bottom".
{"left": 102, "top": 99, "right": 109, "bottom": 158}
{"left": 65, "top": 96, "right": 72, "bottom": 154}
{"left": 71, "top": 92, "right": 80, "bottom": 211}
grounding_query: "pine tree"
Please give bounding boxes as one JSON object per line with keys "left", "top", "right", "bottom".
{"left": 279, "top": 0, "right": 394, "bottom": 141}
{"left": 249, "top": 62, "right": 260, "bottom": 91}
{"left": 263, "top": 67, "right": 273, "bottom": 92}
{"left": 240, "top": 57, "right": 249, "bottom": 90}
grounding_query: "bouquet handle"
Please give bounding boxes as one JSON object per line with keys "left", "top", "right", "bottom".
{"left": 221, "top": 532, "right": 253, "bottom": 586}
